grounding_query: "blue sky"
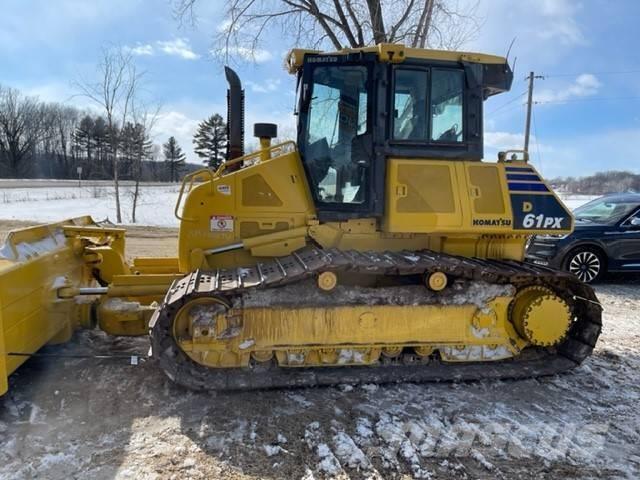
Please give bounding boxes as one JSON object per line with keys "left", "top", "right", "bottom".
{"left": 1, "top": 0, "right": 639, "bottom": 178}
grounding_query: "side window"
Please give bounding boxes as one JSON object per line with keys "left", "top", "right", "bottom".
{"left": 431, "top": 69, "right": 464, "bottom": 143}
{"left": 304, "top": 65, "right": 369, "bottom": 205}
{"left": 393, "top": 69, "right": 428, "bottom": 140}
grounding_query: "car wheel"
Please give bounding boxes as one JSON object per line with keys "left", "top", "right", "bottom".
{"left": 565, "top": 247, "right": 605, "bottom": 283}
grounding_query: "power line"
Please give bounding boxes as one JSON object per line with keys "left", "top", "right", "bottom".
{"left": 534, "top": 95, "right": 640, "bottom": 105}
{"left": 543, "top": 69, "right": 640, "bottom": 78}
{"left": 485, "top": 101, "right": 524, "bottom": 120}
{"left": 486, "top": 90, "right": 527, "bottom": 115}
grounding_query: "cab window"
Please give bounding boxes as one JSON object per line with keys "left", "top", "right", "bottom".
{"left": 393, "top": 69, "right": 428, "bottom": 140}
{"left": 431, "top": 69, "right": 464, "bottom": 142}
{"left": 303, "top": 65, "right": 369, "bottom": 205}
{"left": 392, "top": 67, "right": 464, "bottom": 143}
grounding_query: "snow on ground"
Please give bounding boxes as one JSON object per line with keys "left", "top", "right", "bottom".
{"left": 0, "top": 183, "right": 181, "bottom": 227}
{"left": 0, "top": 280, "right": 639, "bottom": 479}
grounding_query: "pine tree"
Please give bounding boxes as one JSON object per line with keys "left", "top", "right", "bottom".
{"left": 74, "top": 116, "right": 94, "bottom": 161}
{"left": 163, "top": 136, "right": 186, "bottom": 183}
{"left": 193, "top": 113, "right": 227, "bottom": 169}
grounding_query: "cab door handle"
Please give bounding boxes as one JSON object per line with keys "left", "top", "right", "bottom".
{"left": 396, "top": 185, "right": 407, "bottom": 197}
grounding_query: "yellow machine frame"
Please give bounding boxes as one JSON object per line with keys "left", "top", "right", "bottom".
{"left": 0, "top": 43, "right": 579, "bottom": 394}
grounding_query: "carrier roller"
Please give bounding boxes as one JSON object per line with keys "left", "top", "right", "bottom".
{"left": 150, "top": 246, "right": 602, "bottom": 391}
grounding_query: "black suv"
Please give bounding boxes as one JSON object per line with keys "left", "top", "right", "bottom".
{"left": 525, "top": 193, "right": 640, "bottom": 283}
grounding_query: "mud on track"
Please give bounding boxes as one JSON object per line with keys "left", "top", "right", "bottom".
{"left": 0, "top": 221, "right": 639, "bottom": 479}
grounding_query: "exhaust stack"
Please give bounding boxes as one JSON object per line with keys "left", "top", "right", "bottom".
{"left": 224, "top": 66, "right": 245, "bottom": 160}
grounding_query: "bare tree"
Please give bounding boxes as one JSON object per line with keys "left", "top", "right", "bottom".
{"left": 40, "top": 103, "right": 80, "bottom": 178}
{"left": 75, "top": 47, "right": 144, "bottom": 223}
{"left": 0, "top": 85, "right": 43, "bottom": 177}
{"left": 130, "top": 103, "right": 160, "bottom": 223}
{"left": 173, "top": 0, "right": 480, "bottom": 62}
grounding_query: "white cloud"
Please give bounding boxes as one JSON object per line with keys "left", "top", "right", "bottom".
{"left": 129, "top": 43, "right": 154, "bottom": 56}
{"left": 531, "top": 128, "right": 640, "bottom": 178}
{"left": 535, "top": 0, "right": 586, "bottom": 46}
{"left": 485, "top": 131, "right": 552, "bottom": 153}
{"left": 535, "top": 74, "right": 601, "bottom": 104}
{"left": 157, "top": 38, "right": 199, "bottom": 60}
{"left": 484, "top": 128, "right": 640, "bottom": 178}
{"left": 471, "top": 0, "right": 587, "bottom": 66}
{"left": 216, "top": 19, "right": 233, "bottom": 33}
{"left": 246, "top": 78, "right": 281, "bottom": 94}
{"left": 154, "top": 111, "right": 200, "bottom": 161}
{"left": 128, "top": 38, "right": 199, "bottom": 60}
{"left": 485, "top": 131, "right": 525, "bottom": 150}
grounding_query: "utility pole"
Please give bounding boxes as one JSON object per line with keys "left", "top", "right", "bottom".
{"left": 524, "top": 72, "right": 544, "bottom": 154}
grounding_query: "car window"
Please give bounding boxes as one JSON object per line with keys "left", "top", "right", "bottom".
{"left": 624, "top": 209, "right": 640, "bottom": 225}
{"left": 574, "top": 198, "right": 639, "bottom": 224}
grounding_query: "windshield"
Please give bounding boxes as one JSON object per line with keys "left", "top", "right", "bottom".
{"left": 301, "top": 65, "right": 369, "bottom": 205}
{"left": 573, "top": 197, "right": 638, "bottom": 224}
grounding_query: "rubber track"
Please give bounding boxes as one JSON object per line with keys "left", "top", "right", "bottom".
{"left": 149, "top": 247, "right": 602, "bottom": 391}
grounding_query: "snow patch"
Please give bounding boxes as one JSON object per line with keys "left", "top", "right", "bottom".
{"left": 332, "top": 431, "right": 371, "bottom": 470}
{"left": 238, "top": 338, "right": 255, "bottom": 350}
{"left": 0, "top": 230, "right": 66, "bottom": 261}
{"left": 102, "top": 298, "right": 142, "bottom": 313}
{"left": 240, "top": 279, "right": 514, "bottom": 309}
{"left": 337, "top": 349, "right": 366, "bottom": 365}
{"left": 263, "top": 444, "right": 286, "bottom": 456}
{"left": 441, "top": 344, "right": 513, "bottom": 361}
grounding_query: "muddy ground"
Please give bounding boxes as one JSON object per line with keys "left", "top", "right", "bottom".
{"left": 0, "top": 221, "right": 639, "bottom": 479}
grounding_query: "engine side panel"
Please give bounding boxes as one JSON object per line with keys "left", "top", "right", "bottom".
{"left": 177, "top": 149, "right": 317, "bottom": 272}
{"left": 384, "top": 159, "right": 572, "bottom": 236}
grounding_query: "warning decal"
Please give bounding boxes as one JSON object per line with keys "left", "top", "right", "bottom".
{"left": 217, "top": 184, "right": 231, "bottom": 195}
{"left": 210, "top": 215, "right": 234, "bottom": 232}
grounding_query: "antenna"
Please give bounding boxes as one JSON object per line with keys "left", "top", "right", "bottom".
{"left": 505, "top": 37, "right": 517, "bottom": 63}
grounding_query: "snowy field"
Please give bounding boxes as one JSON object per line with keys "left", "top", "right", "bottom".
{"left": 0, "top": 181, "right": 181, "bottom": 227}
{"left": 0, "top": 179, "right": 597, "bottom": 228}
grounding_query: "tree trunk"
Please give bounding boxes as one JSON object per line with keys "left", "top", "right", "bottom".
{"left": 112, "top": 139, "right": 122, "bottom": 223}
{"left": 132, "top": 176, "right": 139, "bottom": 223}
{"left": 365, "top": 0, "right": 387, "bottom": 44}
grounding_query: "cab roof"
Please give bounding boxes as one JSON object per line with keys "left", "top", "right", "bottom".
{"left": 286, "top": 43, "right": 507, "bottom": 74}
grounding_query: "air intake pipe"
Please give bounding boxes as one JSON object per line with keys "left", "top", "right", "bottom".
{"left": 224, "top": 66, "right": 244, "bottom": 160}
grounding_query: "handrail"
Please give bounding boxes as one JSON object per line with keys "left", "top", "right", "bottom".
{"left": 498, "top": 149, "right": 529, "bottom": 163}
{"left": 174, "top": 141, "right": 297, "bottom": 222}
{"left": 174, "top": 169, "right": 215, "bottom": 221}
{"left": 213, "top": 141, "right": 296, "bottom": 177}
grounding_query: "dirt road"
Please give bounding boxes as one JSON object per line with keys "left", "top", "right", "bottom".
{"left": 0, "top": 221, "right": 639, "bottom": 479}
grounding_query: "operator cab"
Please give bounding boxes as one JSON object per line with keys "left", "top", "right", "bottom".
{"left": 289, "top": 45, "right": 513, "bottom": 221}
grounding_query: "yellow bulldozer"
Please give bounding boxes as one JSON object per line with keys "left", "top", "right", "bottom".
{"left": 0, "top": 44, "right": 601, "bottom": 394}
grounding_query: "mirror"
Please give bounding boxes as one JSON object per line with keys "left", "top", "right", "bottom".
{"left": 630, "top": 217, "right": 640, "bottom": 226}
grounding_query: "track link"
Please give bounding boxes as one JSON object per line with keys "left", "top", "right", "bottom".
{"left": 149, "top": 247, "right": 602, "bottom": 391}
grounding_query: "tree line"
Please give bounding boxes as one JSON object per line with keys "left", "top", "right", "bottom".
{"left": 551, "top": 171, "right": 640, "bottom": 195}
{"left": 0, "top": 83, "right": 231, "bottom": 179}
{"left": 0, "top": 84, "right": 187, "bottom": 181}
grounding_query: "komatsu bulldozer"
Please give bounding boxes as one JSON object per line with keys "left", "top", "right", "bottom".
{"left": 0, "top": 44, "right": 601, "bottom": 394}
